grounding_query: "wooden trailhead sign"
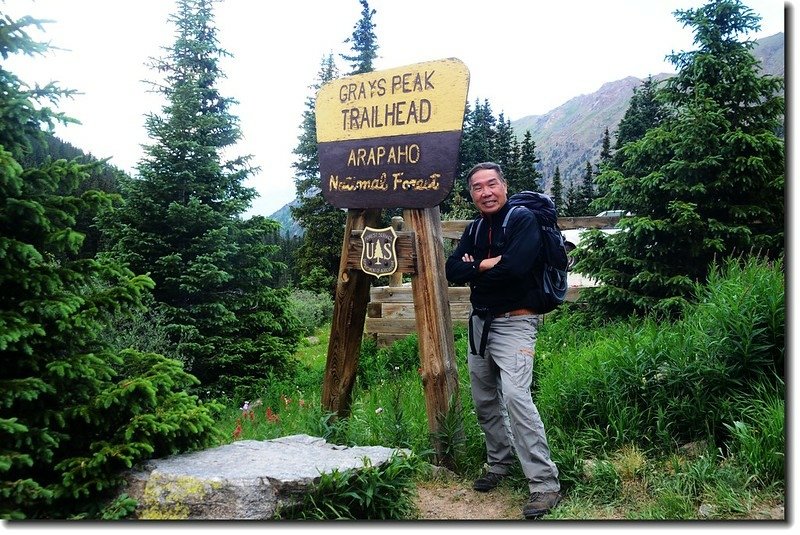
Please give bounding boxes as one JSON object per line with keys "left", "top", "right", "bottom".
{"left": 316, "top": 58, "right": 469, "bottom": 208}
{"left": 316, "top": 59, "right": 469, "bottom": 470}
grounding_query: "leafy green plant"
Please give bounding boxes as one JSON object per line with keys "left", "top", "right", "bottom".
{"left": 275, "top": 453, "right": 421, "bottom": 520}
{"left": 724, "top": 380, "right": 785, "bottom": 487}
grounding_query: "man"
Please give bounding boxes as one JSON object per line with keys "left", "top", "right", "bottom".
{"left": 445, "top": 162, "right": 562, "bottom": 519}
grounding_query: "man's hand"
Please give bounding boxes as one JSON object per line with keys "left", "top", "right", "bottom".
{"left": 462, "top": 253, "right": 502, "bottom": 273}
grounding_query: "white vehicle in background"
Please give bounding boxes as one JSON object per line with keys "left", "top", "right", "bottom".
{"left": 562, "top": 211, "right": 629, "bottom": 270}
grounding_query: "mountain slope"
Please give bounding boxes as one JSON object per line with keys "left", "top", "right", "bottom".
{"left": 511, "top": 32, "right": 784, "bottom": 190}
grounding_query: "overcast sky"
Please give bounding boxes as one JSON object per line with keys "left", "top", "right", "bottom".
{"left": 3, "top": 0, "right": 788, "bottom": 217}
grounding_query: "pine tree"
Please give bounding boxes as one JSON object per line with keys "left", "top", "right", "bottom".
{"left": 517, "top": 130, "right": 543, "bottom": 193}
{"left": 458, "top": 99, "right": 497, "bottom": 177}
{"left": 599, "top": 127, "right": 612, "bottom": 164}
{"left": 291, "top": 54, "right": 344, "bottom": 295}
{"left": 579, "top": 160, "right": 595, "bottom": 214}
{"left": 340, "top": 0, "right": 378, "bottom": 75}
{"left": 106, "top": 0, "right": 300, "bottom": 399}
{"left": 611, "top": 76, "right": 668, "bottom": 171}
{"left": 493, "top": 113, "right": 517, "bottom": 189}
{"left": 550, "top": 165, "right": 565, "bottom": 210}
{"left": 1, "top": 12, "right": 220, "bottom": 519}
{"left": 563, "top": 180, "right": 582, "bottom": 217}
{"left": 593, "top": 127, "right": 613, "bottom": 202}
{"left": 580, "top": 0, "right": 784, "bottom": 318}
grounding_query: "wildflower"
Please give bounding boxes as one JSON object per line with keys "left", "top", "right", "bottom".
{"left": 233, "top": 419, "right": 243, "bottom": 440}
{"left": 241, "top": 401, "right": 250, "bottom": 412}
{"left": 299, "top": 399, "right": 306, "bottom": 407}
{"left": 265, "top": 407, "right": 280, "bottom": 424}
{"left": 375, "top": 407, "right": 384, "bottom": 414}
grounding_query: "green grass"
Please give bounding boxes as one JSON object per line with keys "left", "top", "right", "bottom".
{"left": 209, "top": 256, "right": 785, "bottom": 520}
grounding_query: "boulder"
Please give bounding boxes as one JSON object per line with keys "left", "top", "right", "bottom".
{"left": 122, "top": 434, "right": 406, "bottom": 520}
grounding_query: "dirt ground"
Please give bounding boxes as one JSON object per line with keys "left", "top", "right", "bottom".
{"left": 414, "top": 479, "right": 527, "bottom": 521}
{"left": 413, "top": 479, "right": 785, "bottom": 521}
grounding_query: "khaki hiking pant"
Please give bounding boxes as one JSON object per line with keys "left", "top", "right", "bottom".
{"left": 468, "top": 313, "right": 561, "bottom": 494}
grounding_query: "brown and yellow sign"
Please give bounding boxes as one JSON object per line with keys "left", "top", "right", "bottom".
{"left": 316, "top": 58, "right": 470, "bottom": 209}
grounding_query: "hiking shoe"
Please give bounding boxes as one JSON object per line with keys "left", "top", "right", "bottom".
{"left": 523, "top": 491, "right": 562, "bottom": 519}
{"left": 472, "top": 471, "right": 506, "bottom": 492}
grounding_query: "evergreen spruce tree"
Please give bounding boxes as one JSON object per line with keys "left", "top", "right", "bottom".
{"left": 611, "top": 76, "right": 668, "bottom": 171}
{"left": 579, "top": 160, "right": 595, "bottom": 214}
{"left": 340, "top": 0, "right": 378, "bottom": 75}
{"left": 599, "top": 127, "right": 612, "bottom": 164}
{"left": 594, "top": 127, "right": 613, "bottom": 201}
{"left": 1, "top": 12, "right": 220, "bottom": 519}
{"left": 580, "top": 0, "right": 784, "bottom": 317}
{"left": 293, "top": 0, "right": 380, "bottom": 294}
{"left": 517, "top": 130, "right": 543, "bottom": 193}
{"left": 458, "top": 99, "right": 496, "bottom": 177}
{"left": 493, "top": 113, "right": 517, "bottom": 189}
{"left": 291, "top": 54, "right": 344, "bottom": 295}
{"left": 107, "top": 0, "right": 300, "bottom": 399}
{"left": 563, "top": 180, "right": 582, "bottom": 217}
{"left": 550, "top": 165, "right": 565, "bottom": 210}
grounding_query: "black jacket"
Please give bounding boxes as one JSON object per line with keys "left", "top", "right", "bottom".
{"left": 445, "top": 202, "right": 543, "bottom": 315}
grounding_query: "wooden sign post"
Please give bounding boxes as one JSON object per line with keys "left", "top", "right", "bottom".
{"left": 316, "top": 58, "right": 469, "bottom": 468}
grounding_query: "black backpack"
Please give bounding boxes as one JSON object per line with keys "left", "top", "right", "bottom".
{"left": 470, "top": 191, "right": 569, "bottom": 314}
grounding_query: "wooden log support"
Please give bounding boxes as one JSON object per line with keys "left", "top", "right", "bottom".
{"left": 321, "top": 208, "right": 381, "bottom": 419}
{"left": 403, "top": 206, "right": 463, "bottom": 469}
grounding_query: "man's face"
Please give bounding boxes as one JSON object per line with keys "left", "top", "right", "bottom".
{"left": 469, "top": 168, "right": 508, "bottom": 216}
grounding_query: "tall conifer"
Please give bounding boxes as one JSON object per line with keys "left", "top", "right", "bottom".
{"left": 292, "top": 1, "right": 380, "bottom": 295}
{"left": 1, "top": 12, "right": 220, "bottom": 519}
{"left": 581, "top": 0, "right": 784, "bottom": 317}
{"left": 340, "top": 0, "right": 378, "bottom": 75}
{"left": 291, "top": 54, "right": 344, "bottom": 295}
{"left": 550, "top": 166, "right": 565, "bottom": 210}
{"left": 107, "top": 0, "right": 300, "bottom": 398}
{"left": 517, "top": 130, "right": 543, "bottom": 193}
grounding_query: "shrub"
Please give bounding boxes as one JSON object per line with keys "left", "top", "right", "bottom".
{"left": 287, "top": 289, "right": 334, "bottom": 336}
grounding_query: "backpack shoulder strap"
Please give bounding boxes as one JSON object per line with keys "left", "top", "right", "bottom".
{"left": 501, "top": 205, "right": 521, "bottom": 231}
{"left": 470, "top": 217, "right": 483, "bottom": 246}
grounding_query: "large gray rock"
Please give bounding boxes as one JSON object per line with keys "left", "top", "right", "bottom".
{"left": 123, "top": 434, "right": 407, "bottom": 520}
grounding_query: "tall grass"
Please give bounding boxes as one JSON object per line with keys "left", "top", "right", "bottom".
{"left": 212, "top": 255, "right": 784, "bottom": 519}
{"left": 537, "top": 256, "right": 784, "bottom": 460}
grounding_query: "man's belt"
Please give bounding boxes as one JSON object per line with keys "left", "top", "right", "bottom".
{"left": 495, "top": 308, "right": 537, "bottom": 318}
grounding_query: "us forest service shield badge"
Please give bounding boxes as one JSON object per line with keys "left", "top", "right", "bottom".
{"left": 360, "top": 226, "right": 398, "bottom": 278}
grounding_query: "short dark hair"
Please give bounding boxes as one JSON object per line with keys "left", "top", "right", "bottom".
{"left": 466, "top": 162, "right": 505, "bottom": 187}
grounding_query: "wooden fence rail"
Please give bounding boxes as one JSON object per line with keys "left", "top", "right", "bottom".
{"left": 364, "top": 215, "right": 619, "bottom": 346}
